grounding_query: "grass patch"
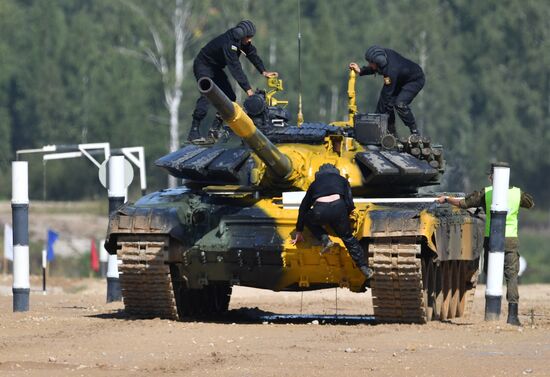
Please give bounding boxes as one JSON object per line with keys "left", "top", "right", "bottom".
{"left": 519, "top": 230, "right": 550, "bottom": 283}
{"left": 29, "top": 201, "right": 108, "bottom": 216}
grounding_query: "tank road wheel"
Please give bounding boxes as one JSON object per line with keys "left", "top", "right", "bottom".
{"left": 421, "top": 259, "right": 429, "bottom": 320}
{"left": 422, "top": 256, "right": 437, "bottom": 321}
{"left": 439, "top": 261, "right": 452, "bottom": 321}
{"left": 432, "top": 262, "right": 443, "bottom": 321}
{"left": 461, "top": 259, "right": 480, "bottom": 317}
{"left": 449, "top": 261, "right": 460, "bottom": 319}
{"left": 457, "top": 261, "right": 468, "bottom": 317}
{"left": 370, "top": 239, "right": 427, "bottom": 324}
{"left": 175, "top": 282, "right": 232, "bottom": 319}
{"left": 215, "top": 283, "right": 232, "bottom": 313}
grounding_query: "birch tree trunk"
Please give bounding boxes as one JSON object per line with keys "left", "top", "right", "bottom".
{"left": 330, "top": 85, "right": 338, "bottom": 121}
{"left": 166, "top": 0, "right": 188, "bottom": 188}
{"left": 118, "top": 0, "right": 191, "bottom": 188}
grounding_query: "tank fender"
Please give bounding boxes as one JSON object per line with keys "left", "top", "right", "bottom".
{"left": 104, "top": 203, "right": 186, "bottom": 254}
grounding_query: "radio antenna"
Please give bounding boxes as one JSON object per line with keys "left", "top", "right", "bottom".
{"left": 296, "top": 0, "right": 304, "bottom": 126}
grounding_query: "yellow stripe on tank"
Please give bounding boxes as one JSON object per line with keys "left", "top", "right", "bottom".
{"left": 226, "top": 103, "right": 256, "bottom": 138}
{"left": 253, "top": 197, "right": 367, "bottom": 292}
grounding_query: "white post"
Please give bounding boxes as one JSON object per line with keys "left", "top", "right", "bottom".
{"left": 99, "top": 238, "right": 109, "bottom": 278}
{"left": 485, "top": 162, "right": 510, "bottom": 321}
{"left": 106, "top": 156, "right": 125, "bottom": 303}
{"left": 11, "top": 161, "right": 30, "bottom": 312}
{"left": 42, "top": 249, "right": 47, "bottom": 293}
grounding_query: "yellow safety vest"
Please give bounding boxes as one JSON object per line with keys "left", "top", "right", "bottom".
{"left": 484, "top": 186, "right": 521, "bottom": 237}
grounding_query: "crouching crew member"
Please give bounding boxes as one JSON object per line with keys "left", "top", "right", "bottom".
{"left": 350, "top": 45, "right": 425, "bottom": 136}
{"left": 291, "top": 164, "right": 374, "bottom": 279}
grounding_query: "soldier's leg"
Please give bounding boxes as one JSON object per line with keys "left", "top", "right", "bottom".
{"left": 504, "top": 243, "right": 521, "bottom": 325}
{"left": 304, "top": 208, "right": 328, "bottom": 242}
{"left": 376, "top": 96, "right": 396, "bottom": 136}
{"left": 328, "top": 202, "right": 369, "bottom": 271}
{"left": 208, "top": 71, "right": 237, "bottom": 139}
{"left": 192, "top": 96, "right": 209, "bottom": 124}
{"left": 190, "top": 61, "right": 215, "bottom": 141}
{"left": 504, "top": 248, "right": 520, "bottom": 304}
{"left": 213, "top": 70, "right": 237, "bottom": 101}
{"left": 394, "top": 77, "right": 425, "bottom": 134}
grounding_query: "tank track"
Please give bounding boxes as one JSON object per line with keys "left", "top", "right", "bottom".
{"left": 369, "top": 239, "right": 479, "bottom": 324}
{"left": 432, "top": 259, "right": 479, "bottom": 321}
{"left": 369, "top": 240, "right": 427, "bottom": 323}
{"left": 118, "top": 239, "right": 179, "bottom": 320}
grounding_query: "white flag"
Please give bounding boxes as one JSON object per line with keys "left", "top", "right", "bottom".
{"left": 4, "top": 223, "right": 13, "bottom": 261}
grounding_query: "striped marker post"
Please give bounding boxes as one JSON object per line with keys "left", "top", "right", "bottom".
{"left": 484, "top": 162, "right": 510, "bottom": 321}
{"left": 12, "top": 161, "right": 30, "bottom": 312}
{"left": 42, "top": 249, "right": 47, "bottom": 293}
{"left": 99, "top": 238, "right": 108, "bottom": 278}
{"left": 106, "top": 156, "right": 125, "bottom": 303}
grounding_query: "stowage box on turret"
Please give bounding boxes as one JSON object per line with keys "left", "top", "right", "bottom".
{"left": 105, "top": 73, "right": 483, "bottom": 323}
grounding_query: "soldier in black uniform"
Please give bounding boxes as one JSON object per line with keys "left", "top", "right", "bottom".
{"left": 291, "top": 164, "right": 374, "bottom": 279}
{"left": 188, "top": 20, "right": 278, "bottom": 142}
{"left": 350, "top": 46, "right": 425, "bottom": 135}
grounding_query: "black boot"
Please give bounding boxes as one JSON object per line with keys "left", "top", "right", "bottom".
{"left": 207, "top": 114, "right": 224, "bottom": 141}
{"left": 409, "top": 124, "right": 419, "bottom": 135}
{"left": 507, "top": 303, "right": 521, "bottom": 326}
{"left": 187, "top": 119, "right": 204, "bottom": 143}
{"left": 320, "top": 234, "right": 335, "bottom": 254}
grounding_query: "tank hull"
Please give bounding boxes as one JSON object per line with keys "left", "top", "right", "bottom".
{"left": 105, "top": 188, "right": 483, "bottom": 323}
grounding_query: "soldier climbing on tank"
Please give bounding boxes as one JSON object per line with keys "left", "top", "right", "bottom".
{"left": 437, "top": 164, "right": 534, "bottom": 326}
{"left": 291, "top": 164, "right": 374, "bottom": 279}
{"left": 349, "top": 46, "right": 425, "bottom": 136}
{"left": 188, "top": 20, "right": 278, "bottom": 143}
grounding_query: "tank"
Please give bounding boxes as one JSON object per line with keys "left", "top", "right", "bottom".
{"left": 104, "top": 73, "right": 484, "bottom": 324}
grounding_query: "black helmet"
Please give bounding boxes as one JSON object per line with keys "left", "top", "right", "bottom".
{"left": 235, "top": 20, "right": 256, "bottom": 38}
{"left": 316, "top": 163, "right": 340, "bottom": 178}
{"left": 365, "top": 45, "right": 387, "bottom": 68}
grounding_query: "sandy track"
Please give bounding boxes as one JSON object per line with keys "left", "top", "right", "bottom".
{"left": 1, "top": 277, "right": 550, "bottom": 377}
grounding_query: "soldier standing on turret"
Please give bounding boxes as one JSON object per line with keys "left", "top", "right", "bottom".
{"left": 437, "top": 164, "right": 534, "bottom": 326}
{"left": 188, "top": 20, "right": 278, "bottom": 143}
{"left": 350, "top": 46, "right": 425, "bottom": 136}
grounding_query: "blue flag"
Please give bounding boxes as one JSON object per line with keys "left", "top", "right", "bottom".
{"left": 47, "top": 229, "right": 59, "bottom": 262}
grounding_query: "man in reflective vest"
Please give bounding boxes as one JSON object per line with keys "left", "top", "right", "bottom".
{"left": 437, "top": 167, "right": 534, "bottom": 325}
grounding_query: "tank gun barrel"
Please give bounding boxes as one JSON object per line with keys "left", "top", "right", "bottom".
{"left": 198, "top": 77, "right": 293, "bottom": 179}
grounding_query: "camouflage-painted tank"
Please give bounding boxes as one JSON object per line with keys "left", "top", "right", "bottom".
{"left": 105, "top": 74, "right": 484, "bottom": 323}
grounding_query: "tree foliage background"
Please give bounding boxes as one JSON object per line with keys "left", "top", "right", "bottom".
{"left": 1, "top": 0, "right": 549, "bottom": 204}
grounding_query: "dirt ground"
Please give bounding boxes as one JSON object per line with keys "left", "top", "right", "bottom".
{"left": 0, "top": 276, "right": 549, "bottom": 377}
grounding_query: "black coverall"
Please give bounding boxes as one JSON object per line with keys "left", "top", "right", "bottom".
{"left": 296, "top": 173, "right": 367, "bottom": 268}
{"left": 360, "top": 48, "right": 425, "bottom": 135}
{"left": 192, "top": 29, "right": 267, "bottom": 123}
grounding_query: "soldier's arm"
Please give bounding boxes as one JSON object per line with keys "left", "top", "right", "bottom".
{"left": 296, "top": 187, "right": 314, "bottom": 232}
{"left": 520, "top": 191, "right": 535, "bottom": 209}
{"left": 241, "top": 43, "right": 267, "bottom": 74}
{"left": 343, "top": 179, "right": 355, "bottom": 214}
{"left": 223, "top": 42, "right": 252, "bottom": 91}
{"left": 437, "top": 190, "right": 484, "bottom": 209}
{"left": 460, "top": 190, "right": 485, "bottom": 209}
{"left": 359, "top": 65, "right": 376, "bottom": 76}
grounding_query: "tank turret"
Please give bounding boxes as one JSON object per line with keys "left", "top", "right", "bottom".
{"left": 197, "top": 77, "right": 293, "bottom": 180}
{"left": 156, "top": 76, "right": 442, "bottom": 195}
